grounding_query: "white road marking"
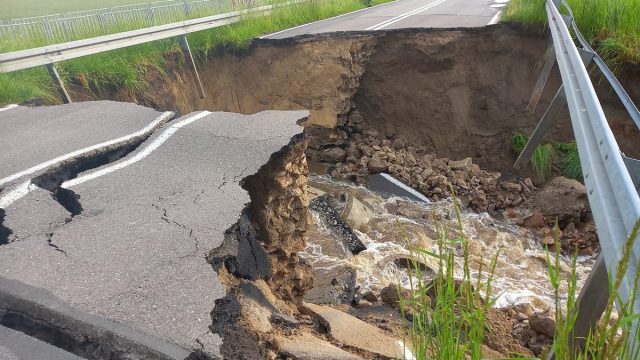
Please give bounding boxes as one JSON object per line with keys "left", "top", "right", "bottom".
{"left": 0, "top": 111, "right": 174, "bottom": 188}
{"left": 494, "top": 0, "right": 510, "bottom": 3}
{"left": 260, "top": 0, "right": 399, "bottom": 39}
{"left": 490, "top": 3, "right": 506, "bottom": 8}
{"left": 63, "top": 111, "right": 212, "bottom": 189}
{"left": 488, "top": 10, "right": 502, "bottom": 25}
{"left": 365, "top": 0, "right": 447, "bottom": 30}
{"left": 0, "top": 181, "right": 37, "bottom": 209}
{"left": 0, "top": 104, "right": 18, "bottom": 113}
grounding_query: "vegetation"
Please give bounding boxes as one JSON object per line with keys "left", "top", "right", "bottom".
{"left": 398, "top": 198, "right": 508, "bottom": 360}
{"left": 398, "top": 195, "right": 640, "bottom": 359}
{"left": 511, "top": 134, "right": 582, "bottom": 184}
{"left": 1, "top": 0, "right": 155, "bottom": 19}
{"left": 503, "top": 0, "right": 640, "bottom": 68}
{"left": 0, "top": 0, "right": 391, "bottom": 106}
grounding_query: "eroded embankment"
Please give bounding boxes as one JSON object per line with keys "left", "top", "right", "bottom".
{"left": 69, "top": 24, "right": 640, "bottom": 174}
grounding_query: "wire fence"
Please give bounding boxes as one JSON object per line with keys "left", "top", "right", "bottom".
{"left": 0, "top": 0, "right": 268, "bottom": 46}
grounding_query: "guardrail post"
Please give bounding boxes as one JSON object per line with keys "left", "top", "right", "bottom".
{"left": 514, "top": 49, "right": 594, "bottom": 170}
{"left": 545, "top": 256, "right": 610, "bottom": 360}
{"left": 526, "top": 42, "right": 556, "bottom": 112}
{"left": 178, "top": 34, "right": 206, "bottom": 99}
{"left": 45, "top": 63, "right": 72, "bottom": 104}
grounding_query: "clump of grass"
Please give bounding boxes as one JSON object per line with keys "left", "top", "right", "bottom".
{"left": 556, "top": 142, "right": 582, "bottom": 179}
{"left": 532, "top": 143, "right": 553, "bottom": 184}
{"left": 503, "top": 0, "right": 640, "bottom": 68}
{"left": 511, "top": 135, "right": 583, "bottom": 183}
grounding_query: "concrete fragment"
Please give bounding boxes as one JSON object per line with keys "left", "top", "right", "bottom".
{"left": 340, "top": 194, "right": 374, "bottom": 231}
{"left": 278, "top": 333, "right": 362, "bottom": 360}
{"left": 303, "top": 302, "right": 408, "bottom": 359}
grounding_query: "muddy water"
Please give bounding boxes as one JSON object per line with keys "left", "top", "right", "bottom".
{"left": 303, "top": 175, "right": 595, "bottom": 311}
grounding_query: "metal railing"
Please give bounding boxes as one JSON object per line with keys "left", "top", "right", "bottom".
{"left": 0, "top": 0, "right": 300, "bottom": 102}
{"left": 0, "top": 0, "right": 263, "bottom": 45}
{"left": 516, "top": 0, "right": 640, "bottom": 356}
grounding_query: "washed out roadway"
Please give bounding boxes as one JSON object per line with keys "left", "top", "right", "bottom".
{"left": 0, "top": 107, "right": 308, "bottom": 358}
{"left": 263, "top": 0, "right": 502, "bottom": 39}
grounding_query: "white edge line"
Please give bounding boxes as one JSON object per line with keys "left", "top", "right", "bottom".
{"left": 0, "top": 104, "right": 18, "bottom": 113}
{"left": 380, "top": 173, "right": 431, "bottom": 203}
{"left": 260, "top": 0, "right": 399, "bottom": 39}
{"left": 488, "top": 10, "right": 502, "bottom": 25}
{"left": 0, "top": 181, "right": 37, "bottom": 209}
{"left": 62, "top": 111, "right": 212, "bottom": 189}
{"left": 366, "top": 0, "right": 447, "bottom": 31}
{"left": 0, "top": 111, "right": 175, "bottom": 187}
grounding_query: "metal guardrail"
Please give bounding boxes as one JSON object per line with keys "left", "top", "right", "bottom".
{"left": 516, "top": 0, "right": 640, "bottom": 356}
{"left": 0, "top": 0, "right": 259, "bottom": 44}
{"left": 0, "top": 0, "right": 299, "bottom": 102}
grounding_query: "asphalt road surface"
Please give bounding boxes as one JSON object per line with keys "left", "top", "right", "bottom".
{"left": 0, "top": 108, "right": 307, "bottom": 358}
{"left": 263, "top": 0, "right": 507, "bottom": 39}
{"left": 0, "top": 102, "right": 172, "bottom": 196}
{"left": 0, "top": 325, "right": 83, "bottom": 360}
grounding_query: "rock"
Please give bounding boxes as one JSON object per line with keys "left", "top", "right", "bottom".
{"left": 270, "top": 312, "right": 300, "bottom": 329}
{"left": 523, "top": 210, "right": 546, "bottom": 229}
{"left": 367, "top": 158, "right": 388, "bottom": 173}
{"left": 303, "top": 303, "right": 410, "bottom": 359}
{"left": 307, "top": 186, "right": 327, "bottom": 200}
{"left": 529, "top": 312, "right": 556, "bottom": 338}
{"left": 320, "top": 147, "right": 347, "bottom": 163}
{"left": 449, "top": 157, "right": 472, "bottom": 170}
{"left": 380, "top": 284, "right": 405, "bottom": 307}
{"left": 304, "top": 262, "right": 357, "bottom": 305}
{"left": 340, "top": 194, "right": 374, "bottom": 231}
{"left": 384, "top": 125, "right": 396, "bottom": 139}
{"left": 392, "top": 137, "right": 407, "bottom": 150}
{"left": 532, "top": 177, "right": 589, "bottom": 224}
{"left": 361, "top": 291, "right": 378, "bottom": 303}
{"left": 278, "top": 333, "right": 363, "bottom": 360}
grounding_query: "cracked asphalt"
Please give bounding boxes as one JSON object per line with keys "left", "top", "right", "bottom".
{"left": 0, "top": 106, "right": 308, "bottom": 357}
{"left": 0, "top": 101, "right": 171, "bottom": 191}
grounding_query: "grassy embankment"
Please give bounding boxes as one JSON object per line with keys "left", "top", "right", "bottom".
{"left": 400, "top": 196, "right": 640, "bottom": 359}
{"left": 0, "top": 0, "right": 391, "bottom": 106}
{"left": 503, "top": 0, "right": 640, "bottom": 68}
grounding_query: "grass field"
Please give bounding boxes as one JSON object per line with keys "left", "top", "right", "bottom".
{"left": 0, "top": 0, "right": 391, "bottom": 106}
{"left": 503, "top": 0, "right": 640, "bottom": 68}
{"left": 1, "top": 0, "right": 158, "bottom": 19}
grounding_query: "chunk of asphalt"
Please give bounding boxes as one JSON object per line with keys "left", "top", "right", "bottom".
{"left": 0, "top": 277, "right": 191, "bottom": 360}
{"left": 0, "top": 325, "right": 84, "bottom": 360}
{"left": 309, "top": 196, "right": 367, "bottom": 254}
{"left": 367, "top": 173, "right": 431, "bottom": 203}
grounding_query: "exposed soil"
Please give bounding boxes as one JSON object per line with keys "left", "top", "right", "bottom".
{"left": 65, "top": 24, "right": 640, "bottom": 175}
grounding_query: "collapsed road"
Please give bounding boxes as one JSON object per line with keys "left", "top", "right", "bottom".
{"left": 0, "top": 102, "right": 309, "bottom": 359}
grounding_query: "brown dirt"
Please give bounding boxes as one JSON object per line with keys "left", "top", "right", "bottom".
{"left": 66, "top": 24, "right": 640, "bottom": 176}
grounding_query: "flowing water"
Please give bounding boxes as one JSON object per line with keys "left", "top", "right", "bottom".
{"left": 302, "top": 174, "right": 596, "bottom": 311}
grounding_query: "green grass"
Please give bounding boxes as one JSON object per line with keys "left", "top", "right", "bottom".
{"left": 512, "top": 135, "right": 582, "bottom": 184}
{"left": 0, "top": 0, "right": 391, "bottom": 106}
{"left": 399, "top": 194, "right": 640, "bottom": 359}
{"left": 1, "top": 0, "right": 159, "bottom": 19}
{"left": 503, "top": 0, "right": 640, "bottom": 68}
